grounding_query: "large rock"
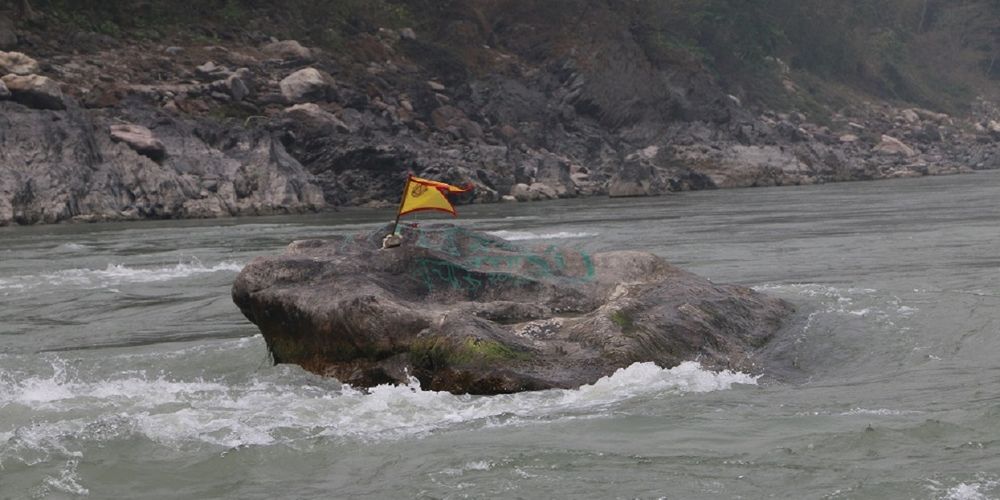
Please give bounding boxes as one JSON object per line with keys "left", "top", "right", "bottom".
{"left": 670, "top": 143, "right": 815, "bottom": 188}
{"left": 109, "top": 124, "right": 167, "bottom": 162}
{"left": 900, "top": 109, "right": 920, "bottom": 124}
{"left": 282, "top": 103, "right": 350, "bottom": 132}
{"left": 261, "top": 40, "right": 313, "bottom": 62}
{"left": 608, "top": 150, "right": 667, "bottom": 197}
{"left": 430, "top": 105, "right": 483, "bottom": 140}
{"left": 232, "top": 224, "right": 793, "bottom": 394}
{"left": 195, "top": 61, "right": 230, "bottom": 81}
{"left": 1, "top": 74, "right": 64, "bottom": 110}
{"left": 0, "top": 50, "right": 37, "bottom": 75}
{"left": 0, "top": 100, "right": 325, "bottom": 225}
{"left": 987, "top": 120, "right": 1000, "bottom": 138}
{"left": 279, "top": 67, "right": 332, "bottom": 103}
{"left": 0, "top": 79, "right": 8, "bottom": 99}
{"left": 220, "top": 74, "right": 247, "bottom": 101}
{"left": 874, "top": 134, "right": 917, "bottom": 157}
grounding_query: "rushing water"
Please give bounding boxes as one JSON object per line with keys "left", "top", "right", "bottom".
{"left": 2, "top": 171, "right": 999, "bottom": 499}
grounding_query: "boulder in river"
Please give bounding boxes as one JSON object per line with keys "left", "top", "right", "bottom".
{"left": 232, "top": 224, "right": 793, "bottom": 394}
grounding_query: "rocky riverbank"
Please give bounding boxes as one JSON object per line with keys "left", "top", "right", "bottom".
{"left": 1, "top": 3, "right": 999, "bottom": 226}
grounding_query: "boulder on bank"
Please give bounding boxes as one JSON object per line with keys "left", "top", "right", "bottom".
{"left": 262, "top": 40, "right": 314, "bottom": 62}
{"left": 279, "top": 67, "right": 332, "bottom": 103}
{"left": 282, "top": 103, "right": 350, "bottom": 132}
{"left": 1, "top": 74, "right": 64, "bottom": 110}
{"left": 0, "top": 51, "right": 38, "bottom": 75}
{"left": 232, "top": 224, "right": 793, "bottom": 394}
{"left": 109, "top": 123, "right": 167, "bottom": 162}
{"left": 874, "top": 134, "right": 917, "bottom": 157}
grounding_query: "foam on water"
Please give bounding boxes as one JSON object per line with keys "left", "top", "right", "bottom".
{"left": 929, "top": 476, "right": 1000, "bottom": 500}
{"left": 753, "top": 283, "right": 918, "bottom": 327}
{"left": 0, "top": 355, "right": 756, "bottom": 461}
{"left": 0, "top": 260, "right": 243, "bottom": 292}
{"left": 487, "top": 230, "right": 598, "bottom": 241}
{"left": 54, "top": 242, "right": 91, "bottom": 252}
{"left": 839, "top": 407, "right": 920, "bottom": 416}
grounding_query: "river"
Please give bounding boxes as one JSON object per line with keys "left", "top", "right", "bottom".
{"left": 2, "top": 171, "right": 999, "bottom": 499}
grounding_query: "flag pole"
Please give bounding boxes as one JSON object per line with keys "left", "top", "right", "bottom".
{"left": 383, "top": 174, "right": 411, "bottom": 249}
{"left": 390, "top": 174, "right": 411, "bottom": 237}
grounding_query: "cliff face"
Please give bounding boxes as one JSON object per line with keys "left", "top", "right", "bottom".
{"left": 0, "top": 0, "right": 998, "bottom": 225}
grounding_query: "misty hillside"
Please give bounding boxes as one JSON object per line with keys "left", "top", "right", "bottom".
{"left": 0, "top": 0, "right": 998, "bottom": 225}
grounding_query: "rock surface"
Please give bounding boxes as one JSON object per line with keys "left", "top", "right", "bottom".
{"left": 282, "top": 103, "right": 350, "bottom": 132}
{"left": 0, "top": 4, "right": 999, "bottom": 226}
{"left": 262, "top": 40, "right": 314, "bottom": 62}
{"left": 279, "top": 67, "right": 332, "bottom": 103}
{"left": 0, "top": 100, "right": 325, "bottom": 225}
{"left": 0, "top": 50, "right": 38, "bottom": 75}
{"left": 1, "top": 73, "right": 63, "bottom": 109}
{"left": 109, "top": 124, "right": 167, "bottom": 162}
{"left": 232, "top": 224, "right": 793, "bottom": 394}
{"left": 874, "top": 134, "right": 917, "bottom": 157}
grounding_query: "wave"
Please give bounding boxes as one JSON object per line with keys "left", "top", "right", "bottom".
{"left": 54, "top": 243, "right": 91, "bottom": 252}
{"left": 487, "top": 230, "right": 598, "bottom": 241}
{"left": 929, "top": 476, "right": 1000, "bottom": 500}
{"left": 753, "top": 283, "right": 918, "bottom": 320}
{"left": 839, "top": 407, "right": 920, "bottom": 417}
{"left": 0, "top": 359, "right": 756, "bottom": 454}
{"left": 0, "top": 260, "right": 244, "bottom": 292}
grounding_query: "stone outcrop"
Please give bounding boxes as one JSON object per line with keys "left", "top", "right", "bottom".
{"left": 279, "top": 67, "right": 332, "bottom": 103}
{"left": 232, "top": 224, "right": 793, "bottom": 394}
{"left": 109, "top": 124, "right": 167, "bottom": 162}
{"left": 262, "top": 40, "right": 314, "bottom": 62}
{"left": 874, "top": 134, "right": 917, "bottom": 157}
{"left": 282, "top": 103, "right": 351, "bottom": 132}
{"left": 0, "top": 50, "right": 38, "bottom": 75}
{"left": 608, "top": 148, "right": 669, "bottom": 197}
{"left": 1, "top": 73, "right": 63, "bottom": 110}
{"left": 0, "top": 100, "right": 325, "bottom": 225}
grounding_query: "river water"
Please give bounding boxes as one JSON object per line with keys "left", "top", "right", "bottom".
{"left": 2, "top": 171, "right": 999, "bottom": 499}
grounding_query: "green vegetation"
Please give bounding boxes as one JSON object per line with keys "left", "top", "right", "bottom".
{"left": 207, "top": 102, "right": 260, "bottom": 126}
{"left": 6, "top": 0, "right": 415, "bottom": 50}
{"left": 609, "top": 309, "right": 636, "bottom": 333}
{"left": 456, "top": 337, "right": 525, "bottom": 362}
{"left": 412, "top": 336, "right": 527, "bottom": 369}
{"left": 5, "top": 0, "right": 996, "bottom": 113}
{"left": 630, "top": 0, "right": 998, "bottom": 113}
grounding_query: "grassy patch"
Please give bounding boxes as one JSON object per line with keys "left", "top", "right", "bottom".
{"left": 609, "top": 309, "right": 636, "bottom": 333}
{"left": 411, "top": 335, "right": 527, "bottom": 369}
{"left": 456, "top": 337, "right": 525, "bottom": 362}
{"left": 25, "top": 0, "right": 416, "bottom": 50}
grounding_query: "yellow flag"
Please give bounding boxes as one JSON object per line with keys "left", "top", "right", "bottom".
{"left": 397, "top": 175, "right": 471, "bottom": 217}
